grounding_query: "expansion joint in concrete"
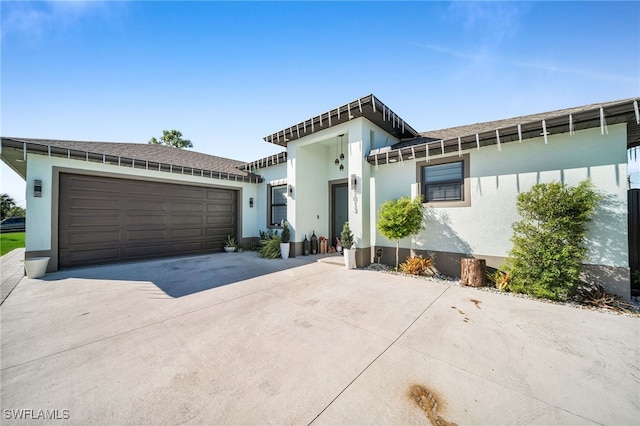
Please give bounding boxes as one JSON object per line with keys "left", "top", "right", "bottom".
{"left": 307, "top": 285, "right": 451, "bottom": 425}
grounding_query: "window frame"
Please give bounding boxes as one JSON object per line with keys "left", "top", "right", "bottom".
{"left": 416, "top": 154, "right": 471, "bottom": 207}
{"left": 268, "top": 184, "right": 288, "bottom": 227}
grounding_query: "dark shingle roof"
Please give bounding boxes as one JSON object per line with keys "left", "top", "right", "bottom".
{"left": 418, "top": 98, "right": 636, "bottom": 141}
{"left": 1, "top": 137, "right": 260, "bottom": 182}
{"left": 263, "top": 94, "right": 419, "bottom": 146}
{"left": 380, "top": 97, "right": 639, "bottom": 163}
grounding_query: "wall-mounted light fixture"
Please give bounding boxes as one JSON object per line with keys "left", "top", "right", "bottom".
{"left": 288, "top": 184, "right": 293, "bottom": 195}
{"left": 249, "top": 197, "right": 254, "bottom": 208}
{"left": 351, "top": 174, "right": 357, "bottom": 192}
{"left": 34, "top": 179, "right": 43, "bottom": 197}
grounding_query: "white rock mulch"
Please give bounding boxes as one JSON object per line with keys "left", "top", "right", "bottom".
{"left": 362, "top": 263, "right": 640, "bottom": 318}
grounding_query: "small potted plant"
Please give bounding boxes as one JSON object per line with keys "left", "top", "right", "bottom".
{"left": 280, "top": 221, "right": 291, "bottom": 259}
{"left": 224, "top": 235, "right": 237, "bottom": 252}
{"left": 340, "top": 221, "right": 356, "bottom": 269}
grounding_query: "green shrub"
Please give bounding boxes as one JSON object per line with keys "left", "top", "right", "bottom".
{"left": 224, "top": 235, "right": 237, "bottom": 247}
{"left": 281, "top": 221, "right": 290, "bottom": 243}
{"left": 258, "top": 230, "right": 281, "bottom": 259}
{"left": 507, "top": 180, "right": 601, "bottom": 301}
{"left": 377, "top": 196, "right": 424, "bottom": 268}
{"left": 340, "top": 221, "right": 354, "bottom": 249}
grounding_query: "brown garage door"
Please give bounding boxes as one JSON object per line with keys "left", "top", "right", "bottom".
{"left": 59, "top": 173, "right": 237, "bottom": 268}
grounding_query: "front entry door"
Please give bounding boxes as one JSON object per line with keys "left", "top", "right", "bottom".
{"left": 332, "top": 183, "right": 348, "bottom": 249}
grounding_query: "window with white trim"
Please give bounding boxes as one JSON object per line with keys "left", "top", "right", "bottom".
{"left": 270, "top": 185, "right": 287, "bottom": 226}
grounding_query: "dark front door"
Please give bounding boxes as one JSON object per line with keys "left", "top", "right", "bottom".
{"left": 331, "top": 183, "right": 348, "bottom": 249}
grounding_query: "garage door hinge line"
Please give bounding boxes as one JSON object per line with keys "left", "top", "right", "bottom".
{"left": 307, "top": 286, "right": 451, "bottom": 425}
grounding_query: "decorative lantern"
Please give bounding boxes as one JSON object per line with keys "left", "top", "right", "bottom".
{"left": 303, "top": 235, "right": 310, "bottom": 256}
{"left": 311, "top": 231, "right": 318, "bottom": 255}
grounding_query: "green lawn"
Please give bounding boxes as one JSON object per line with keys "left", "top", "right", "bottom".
{"left": 0, "top": 232, "right": 25, "bottom": 256}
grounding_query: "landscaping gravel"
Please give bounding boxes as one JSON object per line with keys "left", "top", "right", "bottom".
{"left": 363, "top": 262, "right": 640, "bottom": 318}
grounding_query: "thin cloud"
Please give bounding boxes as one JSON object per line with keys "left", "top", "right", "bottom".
{"left": 415, "top": 43, "right": 637, "bottom": 86}
{"left": 447, "top": 2, "right": 528, "bottom": 42}
{"left": 512, "top": 59, "right": 638, "bottom": 85}
{"left": 1, "top": 1, "right": 119, "bottom": 42}
{"left": 417, "top": 43, "right": 492, "bottom": 63}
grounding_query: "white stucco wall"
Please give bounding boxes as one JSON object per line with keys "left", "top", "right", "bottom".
{"left": 283, "top": 121, "right": 362, "bottom": 243}
{"left": 254, "top": 163, "right": 287, "bottom": 233}
{"left": 348, "top": 120, "right": 387, "bottom": 248}
{"left": 25, "top": 154, "right": 258, "bottom": 252}
{"left": 289, "top": 133, "right": 345, "bottom": 242}
{"left": 371, "top": 124, "right": 629, "bottom": 268}
{"left": 283, "top": 118, "right": 396, "bottom": 246}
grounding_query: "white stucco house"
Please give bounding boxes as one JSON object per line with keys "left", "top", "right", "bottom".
{"left": 2, "top": 95, "right": 638, "bottom": 298}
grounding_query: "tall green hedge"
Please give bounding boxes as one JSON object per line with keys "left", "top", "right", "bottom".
{"left": 507, "top": 180, "right": 601, "bottom": 300}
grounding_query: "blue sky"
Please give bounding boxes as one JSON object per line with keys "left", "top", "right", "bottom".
{"left": 2, "top": 1, "right": 639, "bottom": 206}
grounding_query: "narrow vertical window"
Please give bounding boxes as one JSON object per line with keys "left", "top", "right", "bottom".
{"left": 270, "top": 185, "right": 287, "bottom": 226}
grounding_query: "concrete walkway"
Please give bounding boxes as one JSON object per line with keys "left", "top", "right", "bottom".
{"left": 1, "top": 252, "right": 638, "bottom": 425}
{"left": 0, "top": 247, "right": 24, "bottom": 305}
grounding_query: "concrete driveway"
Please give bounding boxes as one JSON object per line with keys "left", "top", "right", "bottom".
{"left": 1, "top": 252, "right": 638, "bottom": 425}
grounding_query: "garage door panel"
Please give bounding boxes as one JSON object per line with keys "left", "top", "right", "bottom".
{"left": 206, "top": 241, "right": 221, "bottom": 250}
{"left": 169, "top": 228, "right": 205, "bottom": 239}
{"left": 64, "top": 214, "right": 121, "bottom": 227}
{"left": 207, "top": 228, "right": 235, "bottom": 238}
{"left": 127, "top": 183, "right": 167, "bottom": 197}
{"left": 59, "top": 173, "right": 238, "bottom": 268}
{"left": 65, "top": 196, "right": 120, "bottom": 211}
{"left": 63, "top": 247, "right": 121, "bottom": 264}
{"left": 172, "top": 202, "right": 205, "bottom": 213}
{"left": 63, "top": 176, "right": 120, "bottom": 193}
{"left": 126, "top": 199, "right": 167, "bottom": 212}
{"left": 168, "top": 215, "right": 204, "bottom": 226}
{"left": 170, "top": 241, "right": 206, "bottom": 252}
{"left": 125, "top": 215, "right": 166, "bottom": 226}
{"left": 170, "top": 187, "right": 205, "bottom": 200}
{"left": 207, "top": 203, "right": 234, "bottom": 213}
{"left": 126, "top": 229, "right": 167, "bottom": 241}
{"left": 125, "top": 245, "right": 167, "bottom": 258}
{"left": 60, "top": 214, "right": 120, "bottom": 232}
{"left": 66, "top": 230, "right": 121, "bottom": 245}
{"left": 208, "top": 216, "right": 234, "bottom": 226}
{"left": 207, "top": 191, "right": 234, "bottom": 201}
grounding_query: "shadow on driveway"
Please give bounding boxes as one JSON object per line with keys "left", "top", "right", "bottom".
{"left": 42, "top": 251, "right": 321, "bottom": 298}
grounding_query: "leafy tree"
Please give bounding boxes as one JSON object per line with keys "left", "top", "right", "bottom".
{"left": 507, "top": 180, "right": 601, "bottom": 301}
{"left": 377, "top": 196, "right": 424, "bottom": 268}
{"left": 148, "top": 130, "right": 193, "bottom": 149}
{"left": 1, "top": 194, "right": 18, "bottom": 219}
{"left": 7, "top": 206, "right": 26, "bottom": 218}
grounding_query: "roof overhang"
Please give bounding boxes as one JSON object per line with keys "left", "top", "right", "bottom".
{"left": 0, "top": 137, "right": 262, "bottom": 184}
{"left": 263, "top": 94, "right": 419, "bottom": 146}
{"left": 366, "top": 98, "right": 640, "bottom": 166}
{"left": 238, "top": 151, "right": 288, "bottom": 173}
